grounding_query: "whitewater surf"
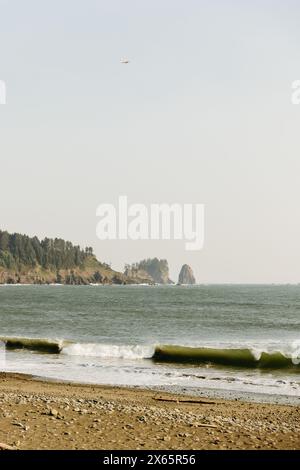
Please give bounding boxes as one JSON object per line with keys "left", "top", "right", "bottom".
{"left": 1, "top": 336, "right": 300, "bottom": 370}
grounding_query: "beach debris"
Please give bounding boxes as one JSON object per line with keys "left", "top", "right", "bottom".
{"left": 194, "top": 423, "right": 217, "bottom": 428}
{"left": 124, "top": 424, "right": 134, "bottom": 429}
{"left": 49, "top": 408, "right": 58, "bottom": 417}
{"left": 137, "top": 415, "right": 147, "bottom": 422}
{"left": 152, "top": 396, "right": 217, "bottom": 405}
{"left": 0, "top": 442, "right": 15, "bottom": 450}
{"left": 177, "top": 432, "right": 191, "bottom": 438}
{"left": 12, "top": 421, "right": 27, "bottom": 429}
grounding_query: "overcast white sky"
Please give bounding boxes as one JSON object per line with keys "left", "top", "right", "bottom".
{"left": 1, "top": 0, "right": 300, "bottom": 283}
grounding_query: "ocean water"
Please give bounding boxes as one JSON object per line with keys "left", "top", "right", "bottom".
{"left": 0, "top": 284, "right": 300, "bottom": 402}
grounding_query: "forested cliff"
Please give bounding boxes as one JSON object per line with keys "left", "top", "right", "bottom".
{"left": 0, "top": 230, "right": 126, "bottom": 285}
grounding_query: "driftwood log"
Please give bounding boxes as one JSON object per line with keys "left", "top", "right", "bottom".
{"left": 152, "top": 396, "right": 217, "bottom": 405}
{"left": 0, "top": 442, "right": 15, "bottom": 450}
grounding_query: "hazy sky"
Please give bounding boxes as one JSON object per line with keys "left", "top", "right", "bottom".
{"left": 1, "top": 0, "right": 300, "bottom": 283}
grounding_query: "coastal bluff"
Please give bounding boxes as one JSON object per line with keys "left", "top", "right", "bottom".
{"left": 0, "top": 230, "right": 175, "bottom": 286}
{"left": 0, "top": 229, "right": 136, "bottom": 285}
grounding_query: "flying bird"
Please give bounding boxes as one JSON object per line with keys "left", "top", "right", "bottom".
{"left": 120, "top": 57, "right": 130, "bottom": 64}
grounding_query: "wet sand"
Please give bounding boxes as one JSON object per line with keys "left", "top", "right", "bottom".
{"left": 0, "top": 372, "right": 299, "bottom": 450}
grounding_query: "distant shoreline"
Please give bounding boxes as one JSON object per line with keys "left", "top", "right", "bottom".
{"left": 1, "top": 282, "right": 300, "bottom": 286}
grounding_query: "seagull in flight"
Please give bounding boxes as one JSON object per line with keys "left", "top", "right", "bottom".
{"left": 120, "top": 57, "right": 130, "bottom": 64}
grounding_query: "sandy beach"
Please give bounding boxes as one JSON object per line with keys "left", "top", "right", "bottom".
{"left": 0, "top": 372, "right": 299, "bottom": 450}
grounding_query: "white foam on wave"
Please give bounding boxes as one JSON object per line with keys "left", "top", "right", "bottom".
{"left": 187, "top": 340, "right": 300, "bottom": 363}
{"left": 61, "top": 343, "right": 155, "bottom": 359}
{"left": 249, "top": 342, "right": 300, "bottom": 364}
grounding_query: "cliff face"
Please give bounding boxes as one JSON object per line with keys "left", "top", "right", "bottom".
{"left": 124, "top": 258, "right": 173, "bottom": 284}
{"left": 123, "top": 266, "right": 155, "bottom": 285}
{"left": 178, "top": 264, "right": 196, "bottom": 285}
{"left": 0, "top": 230, "right": 177, "bottom": 286}
{"left": 0, "top": 229, "right": 140, "bottom": 285}
{"left": 0, "top": 257, "right": 130, "bottom": 285}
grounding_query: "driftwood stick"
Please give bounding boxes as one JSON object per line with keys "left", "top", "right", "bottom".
{"left": 152, "top": 396, "right": 217, "bottom": 405}
{"left": 0, "top": 442, "right": 15, "bottom": 450}
{"left": 195, "top": 423, "right": 218, "bottom": 428}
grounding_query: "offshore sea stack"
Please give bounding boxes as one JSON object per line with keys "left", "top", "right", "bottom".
{"left": 178, "top": 264, "right": 196, "bottom": 285}
{"left": 124, "top": 258, "right": 173, "bottom": 284}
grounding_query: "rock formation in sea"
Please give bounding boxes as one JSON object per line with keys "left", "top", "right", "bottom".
{"left": 124, "top": 258, "right": 174, "bottom": 284}
{"left": 178, "top": 264, "right": 196, "bottom": 285}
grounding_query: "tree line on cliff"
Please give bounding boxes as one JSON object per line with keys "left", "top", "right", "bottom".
{"left": 0, "top": 230, "right": 94, "bottom": 271}
{"left": 0, "top": 229, "right": 196, "bottom": 285}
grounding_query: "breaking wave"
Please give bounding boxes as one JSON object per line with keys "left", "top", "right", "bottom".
{"left": 0, "top": 336, "right": 66, "bottom": 353}
{"left": 62, "top": 343, "right": 155, "bottom": 359}
{"left": 153, "top": 345, "right": 300, "bottom": 368}
{"left": 1, "top": 336, "right": 300, "bottom": 369}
